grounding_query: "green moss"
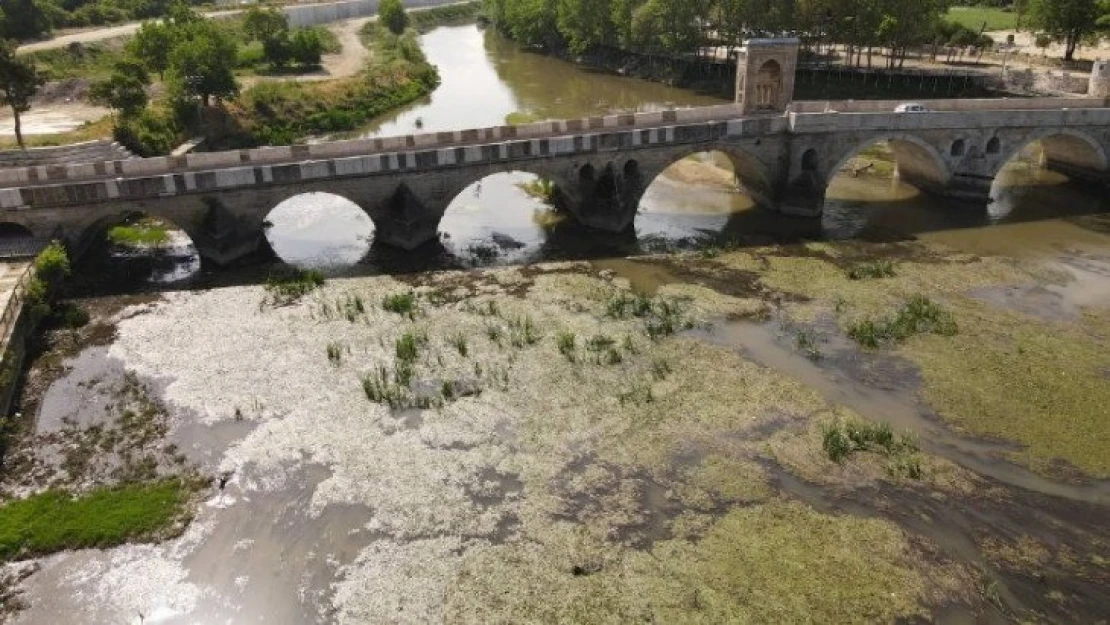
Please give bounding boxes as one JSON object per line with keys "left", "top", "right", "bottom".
{"left": 0, "top": 480, "right": 191, "bottom": 561}
{"left": 907, "top": 301, "right": 1110, "bottom": 477}
{"left": 445, "top": 502, "right": 934, "bottom": 623}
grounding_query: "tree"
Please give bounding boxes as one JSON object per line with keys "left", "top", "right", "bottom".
{"left": 127, "top": 21, "right": 174, "bottom": 79}
{"left": 90, "top": 60, "right": 150, "bottom": 118}
{"left": 379, "top": 0, "right": 408, "bottom": 35}
{"left": 166, "top": 22, "right": 238, "bottom": 107}
{"left": 556, "top": 0, "right": 613, "bottom": 53}
{"left": 1027, "top": 0, "right": 1099, "bottom": 61}
{"left": 0, "top": 0, "right": 51, "bottom": 41}
{"left": 289, "top": 28, "right": 324, "bottom": 68}
{"left": 0, "top": 40, "right": 43, "bottom": 149}
{"left": 243, "top": 5, "right": 289, "bottom": 43}
{"left": 243, "top": 5, "right": 293, "bottom": 69}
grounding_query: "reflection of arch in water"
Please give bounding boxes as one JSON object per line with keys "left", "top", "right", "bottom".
{"left": 264, "top": 192, "right": 375, "bottom": 269}
{"left": 437, "top": 170, "right": 558, "bottom": 263}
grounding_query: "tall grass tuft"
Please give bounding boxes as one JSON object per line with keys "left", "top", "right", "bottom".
{"left": 265, "top": 268, "right": 325, "bottom": 306}
{"left": 846, "top": 260, "right": 896, "bottom": 280}
{"left": 821, "top": 419, "right": 922, "bottom": 478}
{"left": 383, "top": 292, "right": 417, "bottom": 318}
{"left": 556, "top": 331, "right": 577, "bottom": 362}
{"left": 449, "top": 334, "right": 469, "bottom": 358}
{"left": 847, "top": 295, "right": 958, "bottom": 349}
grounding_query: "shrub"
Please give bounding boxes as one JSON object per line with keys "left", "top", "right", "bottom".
{"left": 113, "top": 108, "right": 181, "bottom": 157}
{"left": 821, "top": 420, "right": 921, "bottom": 479}
{"left": 379, "top": 0, "right": 408, "bottom": 35}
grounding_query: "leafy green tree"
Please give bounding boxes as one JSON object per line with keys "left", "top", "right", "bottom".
{"left": 0, "top": 40, "right": 43, "bottom": 149}
{"left": 127, "top": 21, "right": 175, "bottom": 79}
{"left": 166, "top": 22, "right": 238, "bottom": 107}
{"left": 243, "top": 5, "right": 289, "bottom": 43}
{"left": 1027, "top": 0, "right": 1099, "bottom": 61}
{"left": 0, "top": 0, "right": 51, "bottom": 41}
{"left": 289, "top": 28, "right": 324, "bottom": 68}
{"left": 556, "top": 0, "right": 612, "bottom": 53}
{"left": 243, "top": 5, "right": 293, "bottom": 69}
{"left": 503, "top": 0, "right": 559, "bottom": 48}
{"left": 90, "top": 60, "right": 150, "bottom": 118}
{"left": 379, "top": 0, "right": 408, "bottom": 35}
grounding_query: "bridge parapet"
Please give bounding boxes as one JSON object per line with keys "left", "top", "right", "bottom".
{"left": 790, "top": 107, "right": 1110, "bottom": 132}
{"left": 0, "top": 103, "right": 748, "bottom": 190}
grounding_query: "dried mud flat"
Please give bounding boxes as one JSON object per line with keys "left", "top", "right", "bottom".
{"left": 3, "top": 236, "right": 1110, "bottom": 624}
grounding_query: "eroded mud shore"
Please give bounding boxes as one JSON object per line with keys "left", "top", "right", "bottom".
{"left": 2, "top": 226, "right": 1108, "bottom": 623}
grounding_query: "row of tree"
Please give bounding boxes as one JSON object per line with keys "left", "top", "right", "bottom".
{"left": 0, "top": 0, "right": 206, "bottom": 41}
{"left": 484, "top": 0, "right": 1109, "bottom": 63}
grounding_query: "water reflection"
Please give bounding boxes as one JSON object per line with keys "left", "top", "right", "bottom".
{"left": 264, "top": 193, "right": 375, "bottom": 270}
{"left": 350, "top": 24, "right": 724, "bottom": 138}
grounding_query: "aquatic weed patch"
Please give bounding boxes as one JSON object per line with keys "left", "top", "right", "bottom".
{"left": 0, "top": 480, "right": 193, "bottom": 561}
{"left": 848, "top": 295, "right": 958, "bottom": 349}
{"left": 264, "top": 268, "right": 325, "bottom": 306}
{"left": 822, "top": 420, "right": 922, "bottom": 479}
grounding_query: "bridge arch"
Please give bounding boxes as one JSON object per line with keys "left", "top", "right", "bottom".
{"left": 78, "top": 210, "right": 202, "bottom": 284}
{"left": 991, "top": 128, "right": 1108, "bottom": 185}
{"left": 825, "top": 133, "right": 952, "bottom": 194}
{"left": 263, "top": 191, "right": 376, "bottom": 268}
{"left": 641, "top": 145, "right": 777, "bottom": 210}
{"left": 436, "top": 168, "right": 567, "bottom": 264}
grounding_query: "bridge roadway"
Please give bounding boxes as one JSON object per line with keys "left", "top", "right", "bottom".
{"left": 0, "top": 97, "right": 1107, "bottom": 265}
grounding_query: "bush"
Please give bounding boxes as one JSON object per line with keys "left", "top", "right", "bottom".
{"left": 33, "top": 240, "right": 70, "bottom": 289}
{"left": 379, "top": 0, "right": 408, "bottom": 34}
{"left": 113, "top": 109, "right": 181, "bottom": 157}
{"left": 289, "top": 28, "right": 325, "bottom": 68}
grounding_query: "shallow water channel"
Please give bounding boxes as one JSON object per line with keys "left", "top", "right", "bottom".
{"left": 9, "top": 20, "right": 1110, "bottom": 625}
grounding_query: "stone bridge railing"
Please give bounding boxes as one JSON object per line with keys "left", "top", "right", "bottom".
{"left": 2, "top": 97, "right": 1106, "bottom": 193}
{"left": 0, "top": 103, "right": 750, "bottom": 190}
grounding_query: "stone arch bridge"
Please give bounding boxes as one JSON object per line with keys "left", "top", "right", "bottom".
{"left": 0, "top": 97, "right": 1107, "bottom": 265}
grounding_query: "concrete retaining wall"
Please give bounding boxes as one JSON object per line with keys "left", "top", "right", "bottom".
{"left": 281, "top": 0, "right": 460, "bottom": 27}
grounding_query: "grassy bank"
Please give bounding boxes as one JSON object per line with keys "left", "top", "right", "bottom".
{"left": 945, "top": 6, "right": 1019, "bottom": 32}
{"left": 407, "top": 1, "right": 483, "bottom": 32}
{"left": 0, "top": 480, "right": 191, "bottom": 561}
{"left": 219, "top": 24, "right": 439, "bottom": 147}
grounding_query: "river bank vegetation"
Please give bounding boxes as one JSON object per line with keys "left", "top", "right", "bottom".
{"left": 483, "top": 0, "right": 1108, "bottom": 64}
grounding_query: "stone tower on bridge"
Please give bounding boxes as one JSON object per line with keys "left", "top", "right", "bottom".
{"left": 735, "top": 38, "right": 800, "bottom": 114}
